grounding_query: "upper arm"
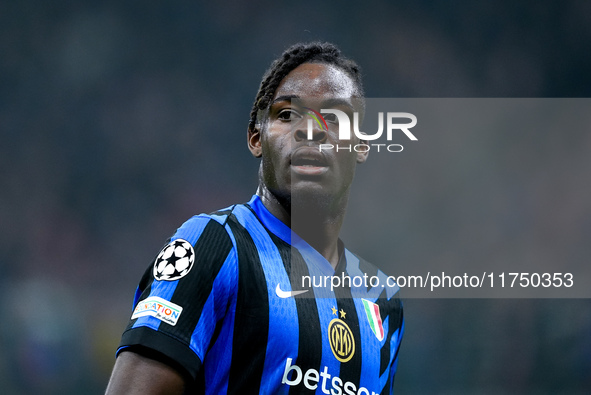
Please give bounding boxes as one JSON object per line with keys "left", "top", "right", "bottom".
{"left": 114, "top": 215, "right": 238, "bottom": 387}
{"left": 105, "top": 351, "right": 187, "bottom": 395}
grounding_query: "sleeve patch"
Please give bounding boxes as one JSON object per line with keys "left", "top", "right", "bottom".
{"left": 153, "top": 239, "right": 195, "bottom": 281}
{"left": 131, "top": 296, "right": 183, "bottom": 326}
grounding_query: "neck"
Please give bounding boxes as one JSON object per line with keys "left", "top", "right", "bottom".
{"left": 256, "top": 185, "right": 348, "bottom": 269}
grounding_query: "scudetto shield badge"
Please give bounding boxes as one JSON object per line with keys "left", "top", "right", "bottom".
{"left": 362, "top": 299, "right": 384, "bottom": 341}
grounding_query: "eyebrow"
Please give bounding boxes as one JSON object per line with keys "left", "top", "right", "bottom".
{"left": 271, "top": 95, "right": 299, "bottom": 105}
{"left": 271, "top": 95, "right": 354, "bottom": 109}
{"left": 321, "top": 98, "right": 355, "bottom": 109}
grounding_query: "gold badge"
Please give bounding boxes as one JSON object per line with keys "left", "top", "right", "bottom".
{"left": 328, "top": 318, "right": 355, "bottom": 362}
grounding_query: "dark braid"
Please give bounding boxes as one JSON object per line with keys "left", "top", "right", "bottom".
{"left": 247, "top": 42, "right": 364, "bottom": 133}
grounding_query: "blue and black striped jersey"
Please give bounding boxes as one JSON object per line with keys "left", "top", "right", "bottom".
{"left": 118, "top": 195, "right": 404, "bottom": 394}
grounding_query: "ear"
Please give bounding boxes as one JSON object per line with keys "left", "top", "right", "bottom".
{"left": 356, "top": 138, "right": 369, "bottom": 163}
{"left": 248, "top": 125, "right": 262, "bottom": 158}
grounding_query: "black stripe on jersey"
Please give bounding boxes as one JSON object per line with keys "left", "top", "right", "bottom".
{"left": 226, "top": 214, "right": 270, "bottom": 393}
{"left": 286, "top": 246, "right": 324, "bottom": 395}
{"left": 210, "top": 208, "right": 235, "bottom": 218}
{"left": 245, "top": 204, "right": 324, "bottom": 395}
{"left": 334, "top": 265, "right": 363, "bottom": 387}
{"left": 376, "top": 290, "right": 403, "bottom": 377}
{"left": 168, "top": 220, "right": 233, "bottom": 347}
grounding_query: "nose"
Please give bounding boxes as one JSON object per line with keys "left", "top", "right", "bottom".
{"left": 295, "top": 117, "right": 327, "bottom": 143}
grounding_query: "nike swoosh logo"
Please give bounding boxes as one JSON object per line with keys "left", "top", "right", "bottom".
{"left": 275, "top": 284, "right": 309, "bottom": 298}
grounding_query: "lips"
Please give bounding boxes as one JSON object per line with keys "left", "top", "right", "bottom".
{"left": 290, "top": 148, "right": 329, "bottom": 176}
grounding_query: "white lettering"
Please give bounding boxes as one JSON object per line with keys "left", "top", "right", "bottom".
{"left": 354, "top": 112, "right": 383, "bottom": 141}
{"left": 331, "top": 377, "right": 343, "bottom": 395}
{"left": 386, "top": 144, "right": 404, "bottom": 152}
{"left": 282, "top": 358, "right": 302, "bottom": 385}
{"left": 372, "top": 143, "right": 385, "bottom": 152}
{"left": 308, "top": 110, "right": 417, "bottom": 143}
{"left": 304, "top": 368, "right": 319, "bottom": 390}
{"left": 387, "top": 112, "right": 417, "bottom": 140}
{"left": 321, "top": 109, "right": 351, "bottom": 140}
{"left": 307, "top": 119, "right": 314, "bottom": 140}
{"left": 302, "top": 276, "right": 312, "bottom": 288}
{"left": 352, "top": 276, "right": 363, "bottom": 287}
{"left": 344, "top": 381, "right": 357, "bottom": 395}
{"left": 316, "top": 144, "right": 405, "bottom": 153}
{"left": 369, "top": 276, "right": 379, "bottom": 288}
{"left": 282, "top": 359, "right": 372, "bottom": 395}
{"left": 320, "top": 366, "right": 331, "bottom": 394}
{"left": 397, "top": 276, "right": 407, "bottom": 287}
{"left": 354, "top": 144, "right": 370, "bottom": 153}
{"left": 331, "top": 276, "right": 341, "bottom": 292}
{"left": 312, "top": 276, "right": 323, "bottom": 288}
{"left": 341, "top": 272, "right": 351, "bottom": 288}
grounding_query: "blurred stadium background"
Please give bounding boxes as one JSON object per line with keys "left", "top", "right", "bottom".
{"left": 1, "top": 1, "right": 590, "bottom": 393}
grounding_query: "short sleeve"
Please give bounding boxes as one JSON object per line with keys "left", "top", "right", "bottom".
{"left": 117, "top": 215, "right": 237, "bottom": 380}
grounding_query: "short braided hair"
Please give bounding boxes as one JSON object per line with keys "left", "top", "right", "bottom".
{"left": 247, "top": 42, "right": 364, "bottom": 133}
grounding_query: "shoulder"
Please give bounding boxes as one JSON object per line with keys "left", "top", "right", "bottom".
{"left": 344, "top": 249, "right": 403, "bottom": 322}
{"left": 143, "top": 205, "right": 246, "bottom": 287}
{"left": 173, "top": 207, "right": 235, "bottom": 243}
{"left": 173, "top": 202, "right": 258, "bottom": 244}
{"left": 344, "top": 249, "right": 400, "bottom": 299}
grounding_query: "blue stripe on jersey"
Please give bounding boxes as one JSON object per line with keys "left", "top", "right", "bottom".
{"left": 230, "top": 204, "right": 301, "bottom": 395}
{"left": 389, "top": 320, "right": 404, "bottom": 392}
{"left": 248, "top": 195, "right": 291, "bottom": 244}
{"left": 196, "top": 250, "right": 238, "bottom": 394}
{"left": 189, "top": 247, "right": 237, "bottom": 360}
{"left": 390, "top": 322, "right": 404, "bottom": 370}
{"left": 204, "top": 315, "right": 234, "bottom": 394}
{"left": 174, "top": 214, "right": 211, "bottom": 242}
{"left": 384, "top": 327, "right": 402, "bottom": 391}
{"left": 201, "top": 221, "right": 240, "bottom": 395}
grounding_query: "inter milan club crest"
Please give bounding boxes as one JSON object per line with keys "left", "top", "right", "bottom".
{"left": 153, "top": 239, "right": 195, "bottom": 281}
{"left": 328, "top": 306, "right": 355, "bottom": 363}
{"left": 361, "top": 299, "right": 384, "bottom": 341}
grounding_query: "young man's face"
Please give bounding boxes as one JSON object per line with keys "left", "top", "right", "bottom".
{"left": 248, "top": 62, "right": 367, "bottom": 207}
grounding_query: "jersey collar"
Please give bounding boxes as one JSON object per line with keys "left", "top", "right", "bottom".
{"left": 247, "top": 194, "right": 342, "bottom": 276}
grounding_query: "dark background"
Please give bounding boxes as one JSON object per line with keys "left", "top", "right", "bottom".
{"left": 1, "top": 1, "right": 590, "bottom": 393}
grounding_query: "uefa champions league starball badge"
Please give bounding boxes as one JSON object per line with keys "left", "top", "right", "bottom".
{"left": 153, "top": 239, "right": 195, "bottom": 281}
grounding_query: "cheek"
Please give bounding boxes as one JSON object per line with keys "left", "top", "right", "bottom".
{"left": 262, "top": 129, "right": 291, "bottom": 160}
{"left": 260, "top": 133, "right": 290, "bottom": 177}
{"left": 335, "top": 151, "right": 359, "bottom": 178}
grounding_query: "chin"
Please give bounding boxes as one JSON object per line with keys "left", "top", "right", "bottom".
{"left": 290, "top": 185, "right": 340, "bottom": 215}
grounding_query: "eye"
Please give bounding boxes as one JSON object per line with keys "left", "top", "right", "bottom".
{"left": 323, "top": 113, "right": 338, "bottom": 123}
{"left": 277, "top": 109, "right": 302, "bottom": 121}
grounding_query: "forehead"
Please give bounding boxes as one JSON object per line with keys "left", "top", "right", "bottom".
{"left": 273, "top": 63, "right": 358, "bottom": 101}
